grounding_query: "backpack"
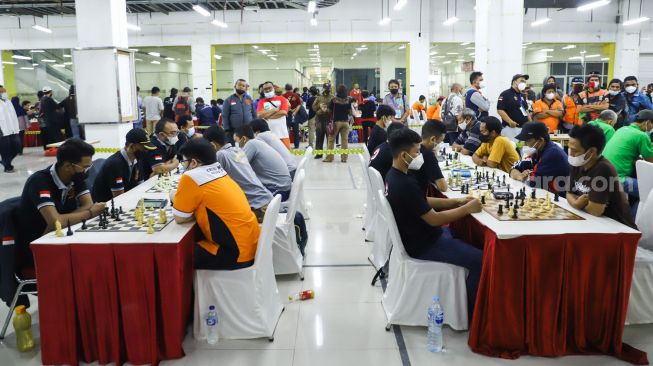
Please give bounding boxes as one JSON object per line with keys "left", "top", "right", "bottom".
{"left": 174, "top": 96, "right": 190, "bottom": 121}
{"left": 293, "top": 212, "right": 308, "bottom": 256}
{"left": 442, "top": 95, "right": 458, "bottom": 132}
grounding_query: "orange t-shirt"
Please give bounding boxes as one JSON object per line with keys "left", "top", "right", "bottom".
{"left": 173, "top": 163, "right": 260, "bottom": 262}
{"left": 531, "top": 99, "right": 563, "bottom": 133}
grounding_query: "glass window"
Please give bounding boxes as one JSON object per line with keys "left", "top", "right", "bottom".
{"left": 550, "top": 63, "right": 566, "bottom": 75}
{"left": 567, "top": 63, "right": 584, "bottom": 75}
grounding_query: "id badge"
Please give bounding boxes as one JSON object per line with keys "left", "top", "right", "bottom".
{"left": 520, "top": 106, "right": 528, "bottom": 116}
{"left": 395, "top": 109, "right": 403, "bottom": 119}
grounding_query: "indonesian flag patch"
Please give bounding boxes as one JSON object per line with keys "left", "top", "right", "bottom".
{"left": 39, "top": 190, "right": 51, "bottom": 198}
{"left": 154, "top": 155, "right": 163, "bottom": 161}
{"left": 115, "top": 177, "right": 124, "bottom": 184}
{"left": 2, "top": 236, "right": 15, "bottom": 245}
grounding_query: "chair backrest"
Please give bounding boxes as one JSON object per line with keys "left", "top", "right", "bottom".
{"left": 368, "top": 167, "right": 385, "bottom": 201}
{"left": 85, "top": 157, "right": 106, "bottom": 191}
{"left": 363, "top": 147, "right": 371, "bottom": 166}
{"left": 254, "top": 194, "right": 282, "bottom": 269}
{"left": 358, "top": 154, "right": 373, "bottom": 191}
{"left": 376, "top": 189, "right": 409, "bottom": 258}
{"left": 296, "top": 156, "right": 307, "bottom": 179}
{"left": 285, "top": 169, "right": 305, "bottom": 225}
{"left": 636, "top": 160, "right": 653, "bottom": 205}
{"left": 304, "top": 146, "right": 313, "bottom": 159}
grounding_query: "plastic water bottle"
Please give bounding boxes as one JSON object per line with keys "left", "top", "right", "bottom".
{"left": 206, "top": 305, "right": 218, "bottom": 345}
{"left": 427, "top": 296, "right": 444, "bottom": 353}
{"left": 13, "top": 305, "right": 35, "bottom": 352}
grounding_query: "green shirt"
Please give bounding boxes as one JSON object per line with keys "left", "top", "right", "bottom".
{"left": 587, "top": 119, "right": 615, "bottom": 143}
{"left": 603, "top": 124, "right": 653, "bottom": 182}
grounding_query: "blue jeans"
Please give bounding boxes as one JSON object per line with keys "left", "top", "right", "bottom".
{"left": 287, "top": 115, "right": 300, "bottom": 149}
{"left": 623, "top": 177, "right": 639, "bottom": 217}
{"left": 415, "top": 227, "right": 483, "bottom": 320}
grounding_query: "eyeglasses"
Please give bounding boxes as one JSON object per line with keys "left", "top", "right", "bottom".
{"left": 72, "top": 162, "right": 93, "bottom": 173}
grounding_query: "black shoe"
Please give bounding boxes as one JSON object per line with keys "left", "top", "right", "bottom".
{"left": 314, "top": 154, "right": 323, "bottom": 159}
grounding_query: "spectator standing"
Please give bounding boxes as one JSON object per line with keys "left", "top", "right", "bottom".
{"left": 312, "top": 82, "right": 334, "bottom": 159}
{"left": 59, "top": 85, "right": 79, "bottom": 138}
{"left": 623, "top": 76, "right": 653, "bottom": 125}
{"left": 497, "top": 73, "right": 531, "bottom": 140}
{"left": 465, "top": 71, "right": 490, "bottom": 119}
{"left": 39, "top": 86, "right": 63, "bottom": 149}
{"left": 143, "top": 86, "right": 164, "bottom": 135}
{"left": 301, "top": 87, "right": 310, "bottom": 104}
{"left": 577, "top": 73, "right": 609, "bottom": 123}
{"left": 607, "top": 78, "right": 627, "bottom": 127}
{"left": 561, "top": 77, "right": 585, "bottom": 131}
{"left": 210, "top": 99, "right": 222, "bottom": 122}
{"left": 531, "top": 84, "right": 563, "bottom": 133}
{"left": 222, "top": 79, "right": 257, "bottom": 143}
{"left": 282, "top": 83, "right": 303, "bottom": 149}
{"left": 163, "top": 88, "right": 178, "bottom": 120}
{"left": 11, "top": 97, "right": 29, "bottom": 155}
{"left": 195, "top": 97, "right": 217, "bottom": 127}
{"left": 359, "top": 90, "right": 377, "bottom": 144}
{"left": 257, "top": 82, "right": 291, "bottom": 149}
{"left": 0, "top": 86, "right": 21, "bottom": 172}
{"left": 172, "top": 87, "right": 195, "bottom": 122}
{"left": 306, "top": 86, "right": 319, "bottom": 148}
{"left": 350, "top": 83, "right": 363, "bottom": 105}
{"left": 135, "top": 86, "right": 144, "bottom": 129}
{"left": 412, "top": 95, "right": 426, "bottom": 120}
{"left": 537, "top": 76, "right": 564, "bottom": 100}
{"left": 324, "top": 85, "right": 352, "bottom": 163}
{"left": 383, "top": 79, "right": 410, "bottom": 123}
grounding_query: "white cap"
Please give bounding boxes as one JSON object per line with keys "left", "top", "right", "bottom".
{"left": 42, "top": 86, "right": 52, "bottom": 93}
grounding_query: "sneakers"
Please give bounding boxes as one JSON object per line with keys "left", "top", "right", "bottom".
{"left": 314, "top": 154, "right": 323, "bottom": 159}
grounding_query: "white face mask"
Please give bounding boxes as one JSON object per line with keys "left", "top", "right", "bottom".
{"left": 568, "top": 152, "right": 590, "bottom": 167}
{"left": 167, "top": 135, "right": 179, "bottom": 146}
{"left": 264, "top": 91, "right": 275, "bottom": 99}
{"left": 187, "top": 127, "right": 195, "bottom": 138}
{"left": 522, "top": 141, "right": 539, "bottom": 158}
{"left": 0, "top": 92, "right": 7, "bottom": 101}
{"left": 518, "top": 82, "right": 527, "bottom": 91}
{"left": 458, "top": 121, "right": 468, "bottom": 131}
{"left": 479, "top": 80, "right": 487, "bottom": 89}
{"left": 406, "top": 153, "right": 424, "bottom": 170}
{"left": 608, "top": 90, "right": 620, "bottom": 96}
{"left": 625, "top": 86, "right": 637, "bottom": 94}
{"left": 545, "top": 93, "right": 555, "bottom": 100}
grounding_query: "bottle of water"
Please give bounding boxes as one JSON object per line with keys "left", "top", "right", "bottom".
{"left": 427, "top": 296, "right": 444, "bottom": 353}
{"left": 206, "top": 305, "right": 218, "bottom": 345}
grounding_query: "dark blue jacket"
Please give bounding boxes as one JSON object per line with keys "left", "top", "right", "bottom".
{"left": 625, "top": 91, "right": 653, "bottom": 124}
{"left": 512, "top": 140, "right": 569, "bottom": 194}
{"left": 0, "top": 197, "right": 24, "bottom": 306}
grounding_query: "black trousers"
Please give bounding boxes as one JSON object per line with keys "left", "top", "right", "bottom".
{"left": 0, "top": 134, "right": 20, "bottom": 171}
{"left": 194, "top": 244, "right": 254, "bottom": 270}
{"left": 315, "top": 118, "right": 327, "bottom": 152}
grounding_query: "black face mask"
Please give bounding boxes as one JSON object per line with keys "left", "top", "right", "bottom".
{"left": 235, "top": 89, "right": 245, "bottom": 95}
{"left": 134, "top": 149, "right": 148, "bottom": 160}
{"left": 479, "top": 133, "right": 490, "bottom": 143}
{"left": 72, "top": 171, "right": 88, "bottom": 182}
{"left": 390, "top": 88, "right": 399, "bottom": 95}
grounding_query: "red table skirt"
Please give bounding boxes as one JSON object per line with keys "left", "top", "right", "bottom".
{"left": 450, "top": 216, "right": 648, "bottom": 365}
{"left": 32, "top": 231, "right": 194, "bottom": 365}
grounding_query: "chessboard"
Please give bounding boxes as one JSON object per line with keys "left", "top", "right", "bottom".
{"left": 471, "top": 189, "right": 585, "bottom": 221}
{"left": 146, "top": 174, "right": 181, "bottom": 193}
{"left": 440, "top": 159, "right": 474, "bottom": 171}
{"left": 80, "top": 206, "right": 175, "bottom": 232}
{"left": 447, "top": 169, "right": 509, "bottom": 192}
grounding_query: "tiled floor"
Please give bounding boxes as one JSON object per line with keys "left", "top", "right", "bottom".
{"left": 0, "top": 144, "right": 651, "bottom": 365}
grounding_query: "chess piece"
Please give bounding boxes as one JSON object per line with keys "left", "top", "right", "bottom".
{"left": 520, "top": 198, "right": 525, "bottom": 207}
{"left": 531, "top": 189, "right": 536, "bottom": 199}
{"left": 502, "top": 175, "right": 506, "bottom": 185}
{"left": 554, "top": 192, "right": 559, "bottom": 202}
{"left": 81, "top": 220, "right": 87, "bottom": 230}
{"left": 159, "top": 209, "right": 167, "bottom": 224}
{"left": 481, "top": 195, "right": 486, "bottom": 205}
{"left": 512, "top": 207, "right": 518, "bottom": 219}
{"left": 446, "top": 159, "right": 449, "bottom": 167}
{"left": 136, "top": 211, "right": 143, "bottom": 227}
{"left": 508, "top": 206, "right": 514, "bottom": 217}
{"left": 497, "top": 204, "right": 503, "bottom": 215}
{"left": 66, "top": 220, "right": 73, "bottom": 236}
{"left": 448, "top": 174, "right": 454, "bottom": 186}
{"left": 147, "top": 217, "right": 155, "bottom": 234}
{"left": 115, "top": 210, "right": 121, "bottom": 221}
{"left": 55, "top": 220, "right": 64, "bottom": 237}
{"left": 119, "top": 206, "right": 124, "bottom": 214}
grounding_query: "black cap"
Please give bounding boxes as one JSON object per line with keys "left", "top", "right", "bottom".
{"left": 515, "top": 121, "right": 550, "bottom": 141}
{"left": 635, "top": 109, "right": 653, "bottom": 122}
{"left": 571, "top": 77, "right": 584, "bottom": 84}
{"left": 512, "top": 73, "right": 529, "bottom": 82}
{"left": 126, "top": 129, "right": 156, "bottom": 150}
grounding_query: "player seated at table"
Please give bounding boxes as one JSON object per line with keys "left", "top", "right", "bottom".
{"left": 144, "top": 118, "right": 180, "bottom": 177}
{"left": 451, "top": 108, "right": 482, "bottom": 156}
{"left": 587, "top": 109, "right": 617, "bottom": 143}
{"left": 385, "top": 128, "right": 483, "bottom": 318}
{"left": 472, "top": 116, "right": 519, "bottom": 173}
{"left": 366, "top": 104, "right": 395, "bottom": 155}
{"left": 233, "top": 125, "right": 293, "bottom": 201}
{"left": 172, "top": 138, "right": 261, "bottom": 270}
{"left": 510, "top": 121, "right": 569, "bottom": 195}
{"left": 249, "top": 119, "right": 297, "bottom": 177}
{"left": 175, "top": 114, "right": 202, "bottom": 150}
{"left": 203, "top": 126, "right": 273, "bottom": 223}
{"left": 15, "top": 139, "right": 106, "bottom": 264}
{"left": 412, "top": 120, "right": 448, "bottom": 194}
{"left": 566, "top": 124, "right": 637, "bottom": 228}
{"left": 369, "top": 122, "right": 407, "bottom": 181}
{"left": 91, "top": 129, "right": 156, "bottom": 202}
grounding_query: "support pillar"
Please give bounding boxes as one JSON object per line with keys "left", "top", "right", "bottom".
{"left": 407, "top": 0, "right": 431, "bottom": 103}
{"left": 231, "top": 54, "right": 250, "bottom": 85}
{"left": 191, "top": 42, "right": 212, "bottom": 102}
{"left": 614, "top": 0, "right": 641, "bottom": 79}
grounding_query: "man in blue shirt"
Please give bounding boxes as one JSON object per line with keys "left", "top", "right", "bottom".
{"left": 222, "top": 79, "right": 257, "bottom": 143}
{"left": 195, "top": 98, "right": 217, "bottom": 126}
{"left": 624, "top": 76, "right": 653, "bottom": 125}
{"left": 510, "top": 121, "right": 569, "bottom": 195}
{"left": 451, "top": 108, "right": 482, "bottom": 155}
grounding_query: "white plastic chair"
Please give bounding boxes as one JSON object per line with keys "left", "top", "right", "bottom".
{"left": 636, "top": 160, "right": 653, "bottom": 246}
{"left": 358, "top": 154, "right": 375, "bottom": 241}
{"left": 367, "top": 167, "right": 391, "bottom": 271}
{"left": 626, "top": 247, "right": 653, "bottom": 325}
{"left": 377, "top": 190, "right": 469, "bottom": 330}
{"left": 304, "top": 146, "right": 314, "bottom": 159}
{"left": 362, "top": 146, "right": 371, "bottom": 167}
{"left": 273, "top": 169, "right": 305, "bottom": 279}
{"left": 193, "top": 195, "right": 284, "bottom": 340}
{"left": 284, "top": 155, "right": 309, "bottom": 219}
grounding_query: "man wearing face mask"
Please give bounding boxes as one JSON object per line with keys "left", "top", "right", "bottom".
{"left": 144, "top": 118, "right": 181, "bottom": 178}
{"left": 452, "top": 108, "right": 482, "bottom": 156}
{"left": 606, "top": 78, "right": 627, "bottom": 127}
{"left": 367, "top": 105, "right": 395, "bottom": 155}
{"left": 175, "top": 115, "right": 201, "bottom": 157}
{"left": 588, "top": 109, "right": 618, "bottom": 143}
{"left": 465, "top": 72, "right": 490, "bottom": 119}
{"left": 562, "top": 77, "right": 585, "bottom": 131}
{"left": 497, "top": 74, "right": 532, "bottom": 140}
{"left": 603, "top": 109, "right": 653, "bottom": 214}
{"left": 566, "top": 124, "right": 636, "bottom": 228}
{"left": 510, "top": 122, "right": 569, "bottom": 194}
{"left": 0, "top": 85, "right": 21, "bottom": 173}
{"left": 577, "top": 73, "right": 609, "bottom": 123}
{"left": 91, "top": 129, "right": 155, "bottom": 202}
{"left": 369, "top": 122, "right": 407, "bottom": 181}
{"left": 172, "top": 138, "right": 260, "bottom": 270}
{"left": 412, "top": 120, "right": 448, "bottom": 194}
{"left": 250, "top": 119, "right": 297, "bottom": 176}
{"left": 312, "top": 82, "right": 334, "bottom": 159}
{"left": 383, "top": 79, "right": 410, "bottom": 123}
{"left": 385, "top": 127, "right": 483, "bottom": 319}
{"left": 222, "top": 79, "right": 257, "bottom": 144}
{"left": 472, "top": 116, "right": 520, "bottom": 173}
{"left": 623, "top": 76, "right": 653, "bottom": 125}
{"left": 256, "top": 81, "right": 291, "bottom": 149}
{"left": 531, "top": 84, "right": 563, "bottom": 133}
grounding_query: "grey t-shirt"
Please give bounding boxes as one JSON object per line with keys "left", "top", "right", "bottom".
{"left": 242, "top": 139, "right": 292, "bottom": 192}
{"left": 255, "top": 131, "right": 298, "bottom": 173}
{"left": 216, "top": 145, "right": 273, "bottom": 210}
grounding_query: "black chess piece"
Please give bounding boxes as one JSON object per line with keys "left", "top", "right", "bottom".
{"left": 80, "top": 220, "right": 87, "bottom": 230}
{"left": 554, "top": 192, "right": 559, "bottom": 202}
{"left": 110, "top": 208, "right": 116, "bottom": 219}
{"left": 531, "top": 189, "right": 536, "bottom": 199}
{"left": 481, "top": 195, "right": 486, "bottom": 205}
{"left": 497, "top": 204, "right": 503, "bottom": 215}
{"left": 507, "top": 184, "right": 511, "bottom": 193}
{"left": 520, "top": 198, "right": 525, "bottom": 207}
{"left": 454, "top": 152, "right": 459, "bottom": 160}
{"left": 119, "top": 206, "right": 124, "bottom": 214}
{"left": 111, "top": 198, "right": 115, "bottom": 211}
{"left": 512, "top": 207, "right": 518, "bottom": 219}
{"left": 66, "top": 220, "right": 73, "bottom": 236}
{"left": 502, "top": 175, "right": 506, "bottom": 185}
{"left": 115, "top": 210, "right": 121, "bottom": 221}
{"left": 446, "top": 159, "right": 449, "bottom": 167}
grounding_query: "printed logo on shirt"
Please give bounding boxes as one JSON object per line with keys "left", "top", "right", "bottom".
{"left": 39, "top": 190, "right": 51, "bottom": 198}
{"left": 371, "top": 147, "right": 381, "bottom": 161}
{"left": 498, "top": 96, "right": 504, "bottom": 101}
{"left": 231, "top": 102, "right": 237, "bottom": 105}
{"left": 1, "top": 236, "right": 15, "bottom": 246}
{"left": 115, "top": 177, "right": 124, "bottom": 184}
{"left": 154, "top": 155, "right": 163, "bottom": 161}
{"left": 574, "top": 180, "right": 591, "bottom": 195}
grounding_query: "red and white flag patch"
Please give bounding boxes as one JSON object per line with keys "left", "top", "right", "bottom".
{"left": 2, "top": 236, "right": 15, "bottom": 245}
{"left": 115, "top": 177, "right": 124, "bottom": 184}
{"left": 154, "top": 155, "right": 163, "bottom": 161}
{"left": 39, "top": 190, "right": 51, "bottom": 198}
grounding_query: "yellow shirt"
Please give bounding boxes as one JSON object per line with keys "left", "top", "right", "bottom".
{"left": 475, "top": 136, "right": 520, "bottom": 173}
{"left": 173, "top": 163, "right": 260, "bottom": 262}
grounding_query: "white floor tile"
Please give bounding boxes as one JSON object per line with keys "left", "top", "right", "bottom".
{"left": 293, "top": 349, "right": 403, "bottom": 366}
{"left": 162, "top": 349, "right": 294, "bottom": 366}
{"left": 300, "top": 267, "right": 383, "bottom": 304}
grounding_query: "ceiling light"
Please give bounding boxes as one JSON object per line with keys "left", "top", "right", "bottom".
{"left": 460, "top": 42, "right": 471, "bottom": 46}
{"left": 41, "top": 59, "right": 56, "bottom": 63}
{"left": 32, "top": 24, "right": 52, "bottom": 33}
{"left": 211, "top": 19, "right": 228, "bottom": 28}
{"left": 307, "top": 1, "right": 317, "bottom": 13}
{"left": 252, "top": 45, "right": 259, "bottom": 49}
{"left": 523, "top": 42, "right": 533, "bottom": 46}
{"left": 314, "top": 44, "right": 319, "bottom": 49}
{"left": 151, "top": 60, "right": 161, "bottom": 64}
{"left": 52, "top": 64, "right": 65, "bottom": 68}
{"left": 623, "top": 17, "right": 650, "bottom": 26}
{"left": 267, "top": 54, "right": 278, "bottom": 57}
{"left": 270, "top": 57, "right": 277, "bottom": 61}
{"left": 546, "top": 55, "right": 553, "bottom": 58}
{"left": 466, "top": 46, "right": 475, "bottom": 50}
{"left": 569, "top": 56, "right": 583, "bottom": 60}
{"left": 310, "top": 17, "right": 318, "bottom": 26}
{"left": 213, "top": 54, "right": 222, "bottom": 60}
{"left": 442, "top": 61, "right": 452, "bottom": 64}
{"left": 577, "top": 0, "right": 610, "bottom": 12}
{"left": 540, "top": 48, "right": 554, "bottom": 52}
{"left": 64, "top": 62, "right": 73, "bottom": 65}
{"left": 353, "top": 53, "right": 357, "bottom": 57}
{"left": 1, "top": 61, "right": 17, "bottom": 65}
{"left": 430, "top": 51, "right": 438, "bottom": 55}
{"left": 562, "top": 45, "right": 576, "bottom": 49}
{"left": 456, "top": 59, "right": 465, "bottom": 61}
{"left": 63, "top": 54, "right": 72, "bottom": 58}
{"left": 259, "top": 49, "right": 271, "bottom": 53}
{"left": 350, "top": 56, "right": 354, "bottom": 60}
{"left": 580, "top": 50, "right": 586, "bottom": 54}
{"left": 20, "top": 67, "right": 34, "bottom": 70}
{"left": 379, "top": 17, "right": 391, "bottom": 25}
{"left": 434, "top": 56, "right": 446, "bottom": 58}
{"left": 148, "top": 52, "right": 160, "bottom": 57}
{"left": 32, "top": 63, "right": 39, "bottom": 66}
{"left": 531, "top": 18, "right": 551, "bottom": 27}
{"left": 30, "top": 50, "right": 45, "bottom": 53}
{"left": 135, "top": 59, "right": 143, "bottom": 62}
{"left": 585, "top": 54, "right": 600, "bottom": 58}
{"left": 165, "top": 57, "right": 175, "bottom": 61}
{"left": 469, "top": 52, "right": 475, "bottom": 56}
{"left": 12, "top": 55, "right": 32, "bottom": 60}
{"left": 398, "top": 44, "right": 406, "bottom": 49}
{"left": 126, "top": 23, "right": 141, "bottom": 31}
{"left": 446, "top": 52, "right": 459, "bottom": 55}
{"left": 601, "top": 57, "right": 610, "bottom": 61}
{"left": 443, "top": 16, "right": 459, "bottom": 26}
{"left": 192, "top": 4, "right": 211, "bottom": 17}
{"left": 394, "top": 0, "right": 408, "bottom": 11}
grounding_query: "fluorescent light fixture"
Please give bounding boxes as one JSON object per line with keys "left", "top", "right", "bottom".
{"left": 151, "top": 60, "right": 161, "bottom": 64}
{"left": 211, "top": 19, "right": 228, "bottom": 28}
{"left": 126, "top": 23, "right": 141, "bottom": 31}
{"left": 353, "top": 53, "right": 358, "bottom": 57}
{"left": 314, "top": 44, "right": 319, "bottom": 49}
{"left": 442, "top": 61, "right": 452, "bottom": 64}
{"left": 569, "top": 56, "right": 583, "bottom": 60}
{"left": 580, "top": 50, "right": 586, "bottom": 54}
{"left": 307, "top": 1, "right": 317, "bottom": 13}
{"left": 546, "top": 55, "right": 553, "bottom": 58}
{"left": 456, "top": 59, "right": 465, "bottom": 61}
{"left": 356, "top": 48, "right": 367, "bottom": 52}
{"left": 63, "top": 54, "right": 72, "bottom": 58}
{"left": 12, "top": 55, "right": 32, "bottom": 60}
{"left": 623, "top": 17, "right": 650, "bottom": 26}
{"left": 429, "top": 51, "right": 438, "bottom": 55}
{"left": 540, "top": 48, "right": 554, "bottom": 52}
{"left": 259, "top": 49, "right": 271, "bottom": 53}
{"left": 446, "top": 52, "right": 459, "bottom": 55}
{"left": 562, "top": 44, "right": 576, "bottom": 49}
{"left": 601, "top": 57, "right": 610, "bottom": 60}
{"left": 192, "top": 4, "right": 211, "bottom": 16}
{"left": 585, "top": 54, "right": 600, "bottom": 58}
{"left": 20, "top": 67, "right": 34, "bottom": 70}
{"left": 310, "top": 18, "right": 318, "bottom": 26}
{"left": 135, "top": 59, "right": 143, "bottom": 62}
{"left": 466, "top": 46, "right": 475, "bottom": 50}
{"left": 252, "top": 45, "right": 259, "bottom": 49}
{"left": 394, "top": 0, "right": 408, "bottom": 11}
{"left": 64, "top": 62, "right": 73, "bottom": 65}
{"left": 40, "top": 59, "right": 56, "bottom": 63}
{"left": 443, "top": 16, "right": 459, "bottom": 25}
{"left": 469, "top": 52, "right": 475, "bottom": 56}
{"left": 398, "top": 44, "right": 406, "bottom": 49}
{"left": 270, "top": 57, "right": 277, "bottom": 61}
{"left": 32, "top": 63, "right": 39, "bottom": 66}
{"left": 523, "top": 42, "right": 533, "bottom": 46}
{"left": 267, "top": 54, "right": 278, "bottom": 57}
{"left": 214, "top": 55, "right": 222, "bottom": 60}
{"left": 1, "top": 61, "right": 17, "bottom": 65}
{"left": 379, "top": 17, "right": 392, "bottom": 25}
{"left": 434, "top": 55, "right": 446, "bottom": 58}
{"left": 350, "top": 56, "right": 354, "bottom": 60}
{"left": 148, "top": 52, "right": 160, "bottom": 57}
{"left": 30, "top": 50, "right": 45, "bottom": 53}
{"left": 32, "top": 24, "right": 52, "bottom": 33}
{"left": 531, "top": 18, "right": 551, "bottom": 27}
{"left": 460, "top": 42, "right": 471, "bottom": 46}
{"left": 52, "top": 64, "right": 65, "bottom": 68}
{"left": 165, "top": 57, "right": 175, "bottom": 61}
{"left": 577, "top": 0, "right": 610, "bottom": 12}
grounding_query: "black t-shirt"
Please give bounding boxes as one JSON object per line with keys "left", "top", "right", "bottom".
{"left": 359, "top": 100, "right": 376, "bottom": 119}
{"left": 410, "top": 144, "right": 444, "bottom": 193}
{"left": 330, "top": 98, "right": 351, "bottom": 122}
{"left": 143, "top": 135, "right": 178, "bottom": 178}
{"left": 15, "top": 165, "right": 90, "bottom": 245}
{"left": 369, "top": 142, "right": 393, "bottom": 181}
{"left": 307, "top": 96, "right": 317, "bottom": 120}
{"left": 385, "top": 167, "right": 442, "bottom": 258}
{"left": 91, "top": 151, "right": 144, "bottom": 203}
{"left": 497, "top": 88, "right": 529, "bottom": 127}
{"left": 163, "top": 96, "right": 176, "bottom": 120}
{"left": 569, "top": 157, "right": 636, "bottom": 229}
{"left": 367, "top": 125, "right": 387, "bottom": 154}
